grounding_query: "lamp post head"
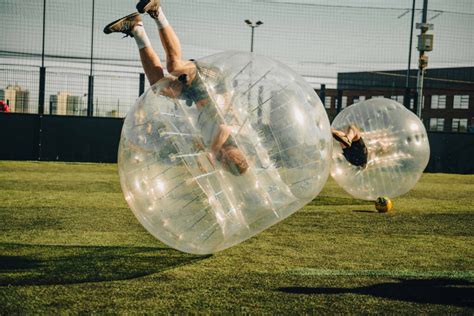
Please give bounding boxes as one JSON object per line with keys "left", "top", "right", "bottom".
{"left": 245, "top": 20, "right": 264, "bottom": 27}
{"left": 244, "top": 19, "right": 263, "bottom": 52}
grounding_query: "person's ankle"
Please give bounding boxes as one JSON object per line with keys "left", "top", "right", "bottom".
{"left": 154, "top": 7, "right": 169, "bottom": 29}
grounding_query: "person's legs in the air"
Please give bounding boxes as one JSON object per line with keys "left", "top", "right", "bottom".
{"left": 332, "top": 125, "right": 368, "bottom": 168}
{"left": 137, "top": 0, "right": 195, "bottom": 76}
{"left": 332, "top": 124, "right": 363, "bottom": 148}
{"left": 346, "top": 124, "right": 362, "bottom": 142}
{"left": 103, "top": 12, "right": 164, "bottom": 85}
{"left": 331, "top": 128, "right": 352, "bottom": 148}
{"left": 105, "top": 2, "right": 248, "bottom": 175}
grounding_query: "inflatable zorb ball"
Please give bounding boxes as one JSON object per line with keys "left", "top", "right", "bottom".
{"left": 331, "top": 98, "right": 430, "bottom": 201}
{"left": 118, "top": 51, "right": 331, "bottom": 254}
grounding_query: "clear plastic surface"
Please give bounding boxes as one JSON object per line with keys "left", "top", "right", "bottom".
{"left": 331, "top": 98, "right": 430, "bottom": 201}
{"left": 118, "top": 51, "right": 332, "bottom": 254}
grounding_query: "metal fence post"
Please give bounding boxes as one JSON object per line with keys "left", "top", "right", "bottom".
{"left": 87, "top": 76, "right": 94, "bottom": 116}
{"left": 404, "top": 86, "right": 411, "bottom": 110}
{"left": 413, "top": 90, "right": 419, "bottom": 115}
{"left": 39, "top": 67, "right": 46, "bottom": 115}
{"left": 39, "top": 0, "right": 46, "bottom": 115}
{"left": 336, "top": 89, "right": 343, "bottom": 114}
{"left": 139, "top": 73, "right": 145, "bottom": 96}
{"left": 320, "top": 84, "right": 326, "bottom": 106}
{"left": 87, "top": 0, "right": 95, "bottom": 117}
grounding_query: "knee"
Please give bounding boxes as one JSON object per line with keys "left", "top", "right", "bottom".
{"left": 348, "top": 124, "right": 361, "bottom": 135}
{"left": 166, "top": 60, "right": 183, "bottom": 75}
{"left": 167, "top": 60, "right": 196, "bottom": 78}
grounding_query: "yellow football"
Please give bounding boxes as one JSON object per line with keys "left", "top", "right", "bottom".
{"left": 375, "top": 197, "right": 393, "bottom": 213}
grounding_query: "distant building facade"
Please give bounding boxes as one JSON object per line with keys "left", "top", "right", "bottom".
{"left": 4, "top": 85, "right": 30, "bottom": 113}
{"left": 318, "top": 67, "right": 474, "bottom": 133}
{"left": 50, "top": 92, "right": 85, "bottom": 115}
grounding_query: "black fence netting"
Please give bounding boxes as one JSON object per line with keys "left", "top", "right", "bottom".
{"left": 0, "top": 0, "right": 473, "bottom": 131}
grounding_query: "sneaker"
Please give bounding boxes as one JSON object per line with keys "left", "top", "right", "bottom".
{"left": 103, "top": 12, "right": 142, "bottom": 36}
{"left": 136, "top": 0, "right": 161, "bottom": 18}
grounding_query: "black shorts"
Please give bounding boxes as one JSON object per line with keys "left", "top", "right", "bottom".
{"left": 342, "top": 138, "right": 368, "bottom": 167}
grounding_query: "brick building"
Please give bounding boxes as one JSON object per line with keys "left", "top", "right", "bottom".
{"left": 317, "top": 67, "right": 474, "bottom": 132}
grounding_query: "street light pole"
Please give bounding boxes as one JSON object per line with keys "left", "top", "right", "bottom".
{"left": 415, "top": 0, "right": 434, "bottom": 119}
{"left": 250, "top": 26, "right": 255, "bottom": 52}
{"left": 244, "top": 20, "right": 263, "bottom": 52}
{"left": 87, "top": 0, "right": 96, "bottom": 117}
{"left": 244, "top": 19, "right": 264, "bottom": 122}
{"left": 404, "top": 0, "right": 416, "bottom": 109}
{"left": 38, "top": 0, "right": 46, "bottom": 115}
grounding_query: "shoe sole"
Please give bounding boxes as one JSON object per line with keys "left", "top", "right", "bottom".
{"left": 103, "top": 12, "right": 140, "bottom": 34}
{"left": 136, "top": 0, "right": 160, "bottom": 14}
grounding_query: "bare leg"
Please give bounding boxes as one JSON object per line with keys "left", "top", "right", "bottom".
{"left": 138, "top": 46, "right": 165, "bottom": 85}
{"left": 153, "top": 9, "right": 195, "bottom": 76}
{"left": 346, "top": 124, "right": 362, "bottom": 142}
{"left": 159, "top": 26, "right": 187, "bottom": 73}
{"left": 331, "top": 128, "right": 351, "bottom": 148}
{"left": 103, "top": 12, "right": 165, "bottom": 85}
{"left": 131, "top": 21, "right": 166, "bottom": 85}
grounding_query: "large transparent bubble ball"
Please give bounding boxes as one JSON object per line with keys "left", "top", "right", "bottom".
{"left": 118, "top": 51, "right": 332, "bottom": 254}
{"left": 331, "top": 98, "right": 430, "bottom": 201}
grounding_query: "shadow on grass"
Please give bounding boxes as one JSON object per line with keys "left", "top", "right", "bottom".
{"left": 0, "top": 243, "right": 209, "bottom": 286}
{"left": 352, "top": 209, "right": 378, "bottom": 213}
{"left": 277, "top": 278, "right": 474, "bottom": 308}
{"left": 309, "top": 196, "right": 369, "bottom": 206}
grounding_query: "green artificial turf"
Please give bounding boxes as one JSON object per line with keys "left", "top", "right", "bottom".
{"left": 0, "top": 161, "right": 473, "bottom": 313}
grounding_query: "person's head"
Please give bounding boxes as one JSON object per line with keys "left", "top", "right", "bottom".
{"left": 220, "top": 145, "right": 249, "bottom": 176}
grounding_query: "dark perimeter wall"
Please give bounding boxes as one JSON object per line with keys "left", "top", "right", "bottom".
{"left": 0, "top": 113, "right": 473, "bottom": 174}
{"left": 0, "top": 113, "right": 122, "bottom": 163}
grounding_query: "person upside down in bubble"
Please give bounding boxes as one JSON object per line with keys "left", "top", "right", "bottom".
{"left": 332, "top": 124, "right": 393, "bottom": 169}
{"left": 104, "top": 0, "right": 249, "bottom": 176}
{"left": 332, "top": 125, "right": 368, "bottom": 168}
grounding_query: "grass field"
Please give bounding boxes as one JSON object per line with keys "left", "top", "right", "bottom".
{"left": 0, "top": 161, "right": 473, "bottom": 313}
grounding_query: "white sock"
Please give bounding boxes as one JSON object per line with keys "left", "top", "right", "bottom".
{"left": 154, "top": 7, "right": 170, "bottom": 29}
{"left": 131, "top": 23, "right": 151, "bottom": 49}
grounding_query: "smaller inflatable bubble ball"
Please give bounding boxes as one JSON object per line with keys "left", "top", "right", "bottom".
{"left": 118, "top": 51, "right": 332, "bottom": 254}
{"left": 375, "top": 196, "right": 393, "bottom": 213}
{"left": 331, "top": 98, "right": 430, "bottom": 201}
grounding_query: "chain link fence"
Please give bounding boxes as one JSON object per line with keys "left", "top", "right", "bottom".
{"left": 0, "top": 0, "right": 473, "bottom": 132}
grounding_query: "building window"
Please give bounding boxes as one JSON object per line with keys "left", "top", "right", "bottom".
{"left": 341, "top": 96, "right": 347, "bottom": 108}
{"left": 324, "top": 96, "right": 332, "bottom": 109}
{"left": 452, "top": 118, "right": 468, "bottom": 132}
{"left": 371, "top": 95, "right": 384, "bottom": 99}
{"left": 431, "top": 95, "right": 446, "bottom": 109}
{"left": 353, "top": 96, "right": 366, "bottom": 104}
{"left": 453, "top": 95, "right": 469, "bottom": 109}
{"left": 429, "top": 118, "right": 445, "bottom": 132}
{"left": 391, "top": 95, "right": 404, "bottom": 103}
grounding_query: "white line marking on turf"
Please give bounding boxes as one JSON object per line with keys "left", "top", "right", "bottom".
{"left": 286, "top": 268, "right": 474, "bottom": 279}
